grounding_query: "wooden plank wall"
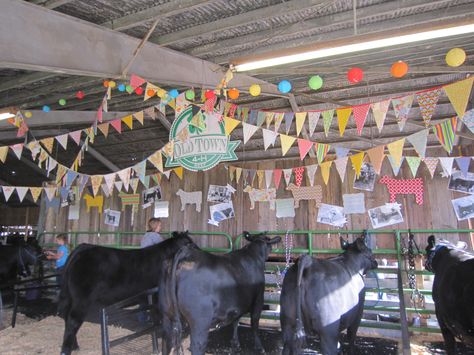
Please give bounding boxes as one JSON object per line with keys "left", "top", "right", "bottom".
{"left": 38, "top": 146, "right": 474, "bottom": 252}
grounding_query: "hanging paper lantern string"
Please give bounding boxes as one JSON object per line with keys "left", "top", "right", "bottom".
{"left": 58, "top": 99, "right": 66, "bottom": 106}
{"left": 42, "top": 105, "right": 51, "bottom": 112}
{"left": 278, "top": 80, "right": 292, "bottom": 93}
{"left": 308, "top": 75, "right": 323, "bottom": 90}
{"left": 228, "top": 88, "right": 240, "bottom": 100}
{"left": 169, "top": 89, "right": 179, "bottom": 99}
{"left": 125, "top": 85, "right": 133, "bottom": 93}
{"left": 135, "top": 87, "right": 144, "bottom": 95}
{"left": 108, "top": 81, "right": 116, "bottom": 88}
{"left": 147, "top": 89, "right": 156, "bottom": 97}
{"left": 446, "top": 48, "right": 466, "bottom": 67}
{"left": 24, "top": 111, "right": 33, "bottom": 118}
{"left": 347, "top": 67, "right": 364, "bottom": 83}
{"left": 391, "top": 61, "right": 408, "bottom": 78}
{"left": 76, "top": 91, "right": 85, "bottom": 99}
{"left": 249, "top": 84, "right": 261, "bottom": 96}
{"left": 185, "top": 89, "right": 195, "bottom": 100}
{"left": 103, "top": 80, "right": 109, "bottom": 88}
{"left": 117, "top": 84, "right": 126, "bottom": 92}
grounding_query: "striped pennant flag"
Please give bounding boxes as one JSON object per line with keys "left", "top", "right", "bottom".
{"left": 314, "top": 143, "right": 330, "bottom": 164}
{"left": 433, "top": 117, "right": 458, "bottom": 153}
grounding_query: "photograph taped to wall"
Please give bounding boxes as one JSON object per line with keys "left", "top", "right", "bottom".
{"left": 104, "top": 209, "right": 121, "bottom": 227}
{"left": 142, "top": 186, "right": 162, "bottom": 208}
{"left": 207, "top": 184, "right": 235, "bottom": 203}
{"left": 451, "top": 194, "right": 474, "bottom": 221}
{"left": 317, "top": 203, "right": 346, "bottom": 227}
{"left": 209, "top": 201, "right": 235, "bottom": 225}
{"left": 154, "top": 201, "right": 169, "bottom": 218}
{"left": 353, "top": 163, "right": 376, "bottom": 192}
{"left": 448, "top": 171, "right": 474, "bottom": 194}
{"left": 68, "top": 202, "right": 80, "bottom": 220}
{"left": 368, "top": 203, "right": 404, "bottom": 229}
{"left": 61, "top": 186, "right": 78, "bottom": 207}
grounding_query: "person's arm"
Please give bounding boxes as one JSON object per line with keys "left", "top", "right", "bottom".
{"left": 46, "top": 250, "right": 64, "bottom": 260}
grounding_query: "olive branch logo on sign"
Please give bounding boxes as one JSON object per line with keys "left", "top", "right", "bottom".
{"left": 165, "top": 106, "right": 240, "bottom": 171}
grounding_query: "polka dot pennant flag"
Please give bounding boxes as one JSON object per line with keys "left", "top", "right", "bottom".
{"left": 293, "top": 167, "right": 305, "bottom": 187}
{"left": 353, "top": 104, "right": 370, "bottom": 135}
{"left": 422, "top": 157, "right": 438, "bottom": 178}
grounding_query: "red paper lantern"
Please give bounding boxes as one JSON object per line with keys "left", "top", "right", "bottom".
{"left": 76, "top": 91, "right": 85, "bottom": 100}
{"left": 205, "top": 90, "right": 215, "bottom": 100}
{"left": 347, "top": 67, "right": 364, "bottom": 83}
{"left": 135, "top": 87, "right": 144, "bottom": 95}
{"left": 390, "top": 61, "right": 408, "bottom": 78}
{"left": 228, "top": 88, "right": 240, "bottom": 100}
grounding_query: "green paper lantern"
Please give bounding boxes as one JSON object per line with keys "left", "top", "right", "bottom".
{"left": 308, "top": 75, "right": 323, "bottom": 90}
{"left": 125, "top": 85, "right": 133, "bottom": 93}
{"left": 58, "top": 98, "right": 66, "bottom": 106}
{"left": 185, "top": 89, "right": 195, "bottom": 100}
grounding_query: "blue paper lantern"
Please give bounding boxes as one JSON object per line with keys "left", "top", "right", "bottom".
{"left": 118, "top": 84, "right": 126, "bottom": 92}
{"left": 169, "top": 89, "right": 179, "bottom": 99}
{"left": 42, "top": 105, "right": 51, "bottom": 112}
{"left": 278, "top": 80, "right": 292, "bottom": 93}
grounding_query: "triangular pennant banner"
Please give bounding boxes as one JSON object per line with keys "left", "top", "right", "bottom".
{"left": 366, "top": 145, "right": 385, "bottom": 175}
{"left": 353, "top": 104, "right": 370, "bottom": 135}
{"left": 101, "top": 183, "right": 111, "bottom": 197}
{"left": 406, "top": 156, "right": 422, "bottom": 177}
{"left": 235, "top": 167, "right": 242, "bottom": 183}
{"left": 293, "top": 167, "right": 305, "bottom": 187}
{"left": 133, "top": 111, "right": 144, "bottom": 125}
{"left": 132, "top": 160, "right": 146, "bottom": 184}
{"left": 130, "top": 74, "right": 146, "bottom": 89}
{"left": 243, "top": 123, "right": 259, "bottom": 144}
{"left": 265, "top": 170, "right": 273, "bottom": 189}
{"left": 69, "top": 130, "right": 82, "bottom": 145}
{"left": 262, "top": 128, "right": 278, "bottom": 150}
{"left": 314, "top": 143, "right": 330, "bottom": 164}
{"left": 284, "top": 112, "right": 295, "bottom": 134}
{"left": 423, "top": 157, "right": 438, "bottom": 178}
{"left": 44, "top": 186, "right": 57, "bottom": 201}
{"left": 461, "top": 109, "right": 474, "bottom": 133}
{"left": 265, "top": 112, "right": 275, "bottom": 129}
{"left": 306, "top": 164, "right": 318, "bottom": 186}
{"left": 148, "top": 150, "right": 164, "bottom": 172}
{"left": 297, "top": 138, "right": 313, "bottom": 160}
{"left": 322, "top": 109, "right": 334, "bottom": 137}
{"left": 114, "top": 181, "right": 123, "bottom": 193}
{"left": 307, "top": 111, "right": 321, "bottom": 137}
{"left": 280, "top": 134, "right": 296, "bottom": 156}
{"left": 387, "top": 138, "right": 405, "bottom": 166}
{"left": 78, "top": 175, "right": 89, "bottom": 196}
{"left": 371, "top": 99, "right": 390, "bottom": 133}
{"left": 456, "top": 157, "right": 471, "bottom": 177}
{"left": 111, "top": 119, "right": 122, "bottom": 134}
{"left": 144, "top": 82, "right": 159, "bottom": 101}
{"left": 144, "top": 106, "right": 156, "bottom": 120}
{"left": 29, "top": 187, "right": 43, "bottom": 203}
{"left": 103, "top": 173, "right": 116, "bottom": 192}
{"left": 283, "top": 168, "right": 293, "bottom": 186}
{"left": 417, "top": 89, "right": 441, "bottom": 126}
{"left": 130, "top": 178, "right": 139, "bottom": 193}
{"left": 224, "top": 116, "right": 241, "bottom": 136}
{"left": 320, "top": 161, "right": 332, "bottom": 185}
{"left": 336, "top": 107, "right": 352, "bottom": 137}
{"left": 47, "top": 158, "right": 58, "bottom": 176}
{"left": 55, "top": 134, "right": 68, "bottom": 150}
{"left": 257, "top": 170, "right": 265, "bottom": 188}
{"left": 248, "top": 169, "right": 257, "bottom": 185}
{"left": 15, "top": 187, "right": 28, "bottom": 203}
{"left": 2, "top": 186, "right": 15, "bottom": 201}
{"left": 40, "top": 138, "right": 54, "bottom": 154}
{"left": 334, "top": 157, "right": 348, "bottom": 182}
{"left": 433, "top": 117, "right": 457, "bottom": 153}
{"left": 10, "top": 143, "right": 24, "bottom": 160}
{"left": 0, "top": 146, "right": 8, "bottom": 163}
{"left": 56, "top": 165, "right": 67, "bottom": 184}
{"left": 388, "top": 156, "right": 405, "bottom": 176}
{"left": 350, "top": 152, "right": 365, "bottom": 178}
{"left": 335, "top": 147, "right": 350, "bottom": 159}
{"left": 392, "top": 95, "right": 414, "bottom": 131}
{"left": 122, "top": 115, "right": 133, "bottom": 130}
{"left": 65, "top": 170, "right": 78, "bottom": 187}
{"left": 273, "top": 169, "right": 282, "bottom": 189}
{"left": 295, "top": 112, "right": 307, "bottom": 137}
{"left": 98, "top": 123, "right": 110, "bottom": 138}
{"left": 274, "top": 113, "right": 285, "bottom": 133}
{"left": 118, "top": 168, "right": 131, "bottom": 190}
{"left": 90, "top": 175, "right": 103, "bottom": 197}
{"left": 443, "top": 77, "right": 474, "bottom": 119}
{"left": 407, "top": 129, "right": 429, "bottom": 158}
{"left": 256, "top": 111, "right": 266, "bottom": 128}
{"left": 174, "top": 167, "right": 184, "bottom": 180}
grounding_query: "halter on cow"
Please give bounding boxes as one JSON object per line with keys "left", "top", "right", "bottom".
{"left": 424, "top": 235, "right": 474, "bottom": 354}
{"left": 280, "top": 231, "right": 378, "bottom": 355}
{"left": 159, "top": 231, "right": 281, "bottom": 355}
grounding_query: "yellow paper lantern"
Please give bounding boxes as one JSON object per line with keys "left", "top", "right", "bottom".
{"left": 24, "top": 111, "right": 32, "bottom": 118}
{"left": 249, "top": 84, "right": 261, "bottom": 97}
{"left": 446, "top": 48, "right": 466, "bottom": 67}
{"left": 108, "top": 81, "right": 117, "bottom": 88}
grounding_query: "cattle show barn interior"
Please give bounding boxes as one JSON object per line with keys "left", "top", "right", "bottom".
{"left": 1, "top": 0, "right": 474, "bottom": 354}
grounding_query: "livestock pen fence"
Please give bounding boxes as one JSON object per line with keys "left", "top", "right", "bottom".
{"left": 39, "top": 229, "right": 474, "bottom": 350}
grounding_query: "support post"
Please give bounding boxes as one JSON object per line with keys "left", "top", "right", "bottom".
{"left": 396, "top": 230, "right": 412, "bottom": 355}
{"left": 100, "top": 308, "right": 110, "bottom": 355}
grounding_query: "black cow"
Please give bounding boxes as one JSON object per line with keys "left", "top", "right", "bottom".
{"left": 424, "top": 235, "right": 474, "bottom": 354}
{"left": 58, "top": 231, "right": 195, "bottom": 355}
{"left": 0, "top": 243, "right": 43, "bottom": 285}
{"left": 280, "top": 233, "right": 378, "bottom": 355}
{"left": 159, "top": 231, "right": 281, "bottom": 355}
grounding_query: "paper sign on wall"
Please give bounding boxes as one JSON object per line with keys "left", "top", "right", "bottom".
{"left": 207, "top": 184, "right": 236, "bottom": 203}
{"left": 208, "top": 201, "right": 235, "bottom": 226}
{"left": 368, "top": 203, "right": 404, "bottom": 229}
{"left": 343, "top": 193, "right": 366, "bottom": 214}
{"left": 154, "top": 201, "right": 169, "bottom": 218}
{"left": 276, "top": 198, "right": 296, "bottom": 218}
{"left": 142, "top": 186, "right": 162, "bottom": 208}
{"left": 451, "top": 194, "right": 474, "bottom": 221}
{"left": 104, "top": 209, "right": 121, "bottom": 227}
{"left": 68, "top": 203, "right": 80, "bottom": 220}
{"left": 317, "top": 203, "right": 347, "bottom": 227}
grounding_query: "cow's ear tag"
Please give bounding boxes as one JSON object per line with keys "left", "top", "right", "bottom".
{"left": 340, "top": 237, "right": 349, "bottom": 250}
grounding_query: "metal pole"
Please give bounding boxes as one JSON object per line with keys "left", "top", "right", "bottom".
{"left": 100, "top": 308, "right": 110, "bottom": 355}
{"left": 12, "top": 290, "right": 19, "bottom": 328}
{"left": 396, "top": 230, "right": 411, "bottom": 355}
{"left": 148, "top": 292, "right": 159, "bottom": 353}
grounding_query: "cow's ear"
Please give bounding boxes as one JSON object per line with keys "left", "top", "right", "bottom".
{"left": 340, "top": 237, "right": 349, "bottom": 250}
{"left": 268, "top": 236, "right": 281, "bottom": 245}
{"left": 427, "top": 235, "right": 436, "bottom": 248}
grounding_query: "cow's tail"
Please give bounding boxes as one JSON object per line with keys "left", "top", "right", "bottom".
{"left": 295, "top": 254, "right": 312, "bottom": 340}
{"left": 168, "top": 245, "right": 192, "bottom": 355}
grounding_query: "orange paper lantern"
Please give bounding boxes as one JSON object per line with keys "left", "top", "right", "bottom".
{"left": 228, "top": 88, "right": 240, "bottom": 100}
{"left": 146, "top": 89, "right": 156, "bottom": 97}
{"left": 103, "top": 80, "right": 109, "bottom": 88}
{"left": 391, "top": 61, "right": 408, "bottom": 78}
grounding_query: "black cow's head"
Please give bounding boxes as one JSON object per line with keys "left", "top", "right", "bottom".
{"left": 243, "top": 231, "right": 281, "bottom": 257}
{"left": 340, "top": 231, "right": 378, "bottom": 273}
{"left": 424, "top": 235, "right": 437, "bottom": 272}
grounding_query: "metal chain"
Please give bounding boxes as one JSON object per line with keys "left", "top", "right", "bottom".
{"left": 275, "top": 231, "right": 292, "bottom": 290}
{"left": 407, "top": 232, "right": 426, "bottom": 313}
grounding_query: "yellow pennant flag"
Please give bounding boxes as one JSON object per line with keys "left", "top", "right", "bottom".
{"left": 257, "top": 170, "right": 264, "bottom": 188}
{"left": 41, "top": 137, "right": 54, "bottom": 154}
{"left": 443, "top": 77, "right": 474, "bottom": 119}
{"left": 224, "top": 116, "right": 241, "bottom": 136}
{"left": 148, "top": 150, "right": 164, "bottom": 173}
{"left": 320, "top": 161, "right": 332, "bottom": 185}
{"left": 90, "top": 175, "right": 103, "bottom": 197}
{"left": 0, "top": 146, "right": 8, "bottom": 163}
{"left": 133, "top": 111, "right": 144, "bottom": 125}
{"left": 174, "top": 166, "right": 184, "bottom": 180}
{"left": 56, "top": 165, "right": 67, "bottom": 184}
{"left": 387, "top": 138, "right": 405, "bottom": 166}
{"left": 265, "top": 112, "right": 275, "bottom": 128}
{"left": 29, "top": 187, "right": 43, "bottom": 203}
{"left": 350, "top": 152, "right": 365, "bottom": 178}
{"left": 236, "top": 167, "right": 242, "bottom": 183}
{"left": 280, "top": 134, "right": 296, "bottom": 156}
{"left": 336, "top": 107, "right": 352, "bottom": 137}
{"left": 295, "top": 112, "right": 307, "bottom": 137}
{"left": 122, "top": 115, "right": 133, "bottom": 130}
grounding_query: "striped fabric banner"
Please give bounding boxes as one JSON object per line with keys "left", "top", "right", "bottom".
{"left": 433, "top": 117, "right": 458, "bottom": 153}
{"left": 314, "top": 143, "right": 330, "bottom": 164}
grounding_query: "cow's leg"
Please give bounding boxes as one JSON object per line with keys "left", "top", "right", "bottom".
{"left": 437, "top": 316, "right": 456, "bottom": 355}
{"left": 160, "top": 315, "right": 174, "bottom": 355}
{"left": 230, "top": 319, "right": 242, "bottom": 353}
{"left": 319, "top": 322, "right": 340, "bottom": 355}
{"left": 189, "top": 323, "right": 209, "bottom": 355}
{"left": 281, "top": 318, "right": 296, "bottom": 355}
{"left": 250, "top": 296, "right": 265, "bottom": 353}
{"left": 61, "top": 306, "right": 86, "bottom": 355}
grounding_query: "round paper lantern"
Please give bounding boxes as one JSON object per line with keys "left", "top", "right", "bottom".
{"left": 169, "top": 89, "right": 179, "bottom": 99}
{"left": 108, "top": 81, "right": 116, "bottom": 88}
{"left": 249, "top": 84, "right": 261, "bottom": 96}
{"left": 24, "top": 111, "right": 32, "bottom": 118}
{"left": 135, "top": 87, "right": 144, "bottom": 95}
{"left": 42, "top": 105, "right": 50, "bottom": 112}
{"left": 347, "top": 67, "right": 364, "bottom": 83}
{"left": 146, "top": 89, "right": 156, "bottom": 97}
{"left": 278, "top": 80, "right": 292, "bottom": 93}
{"left": 308, "top": 75, "right": 323, "bottom": 90}
{"left": 75, "top": 91, "right": 85, "bottom": 99}
{"left": 205, "top": 90, "right": 215, "bottom": 100}
{"left": 58, "top": 99, "right": 66, "bottom": 106}
{"left": 390, "top": 61, "right": 408, "bottom": 78}
{"left": 157, "top": 88, "right": 167, "bottom": 98}
{"left": 117, "top": 84, "right": 125, "bottom": 92}
{"left": 103, "top": 80, "right": 109, "bottom": 88}
{"left": 125, "top": 85, "right": 133, "bottom": 93}
{"left": 185, "top": 89, "right": 195, "bottom": 100}
{"left": 228, "top": 88, "right": 240, "bottom": 100}
{"left": 446, "top": 48, "right": 466, "bottom": 67}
